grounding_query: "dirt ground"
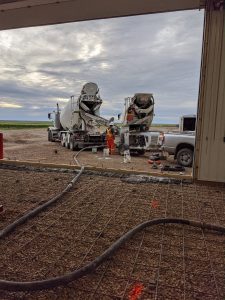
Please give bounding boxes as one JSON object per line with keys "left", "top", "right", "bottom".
{"left": 1, "top": 128, "right": 192, "bottom": 176}
{"left": 0, "top": 129, "right": 224, "bottom": 299}
{"left": 0, "top": 169, "right": 224, "bottom": 299}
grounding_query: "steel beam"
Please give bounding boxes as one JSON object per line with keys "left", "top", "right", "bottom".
{"left": 0, "top": 0, "right": 205, "bottom": 30}
{"left": 194, "top": 0, "right": 225, "bottom": 182}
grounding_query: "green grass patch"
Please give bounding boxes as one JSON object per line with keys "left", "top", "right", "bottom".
{"left": 115, "top": 123, "right": 178, "bottom": 128}
{"left": 151, "top": 124, "right": 179, "bottom": 127}
{"left": 0, "top": 120, "right": 178, "bottom": 130}
{"left": 0, "top": 120, "right": 51, "bottom": 129}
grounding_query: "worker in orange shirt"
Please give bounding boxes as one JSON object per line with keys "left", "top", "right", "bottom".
{"left": 106, "top": 122, "right": 115, "bottom": 154}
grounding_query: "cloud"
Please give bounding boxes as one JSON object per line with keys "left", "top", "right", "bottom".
{"left": 0, "top": 101, "right": 23, "bottom": 108}
{"left": 0, "top": 10, "right": 204, "bottom": 123}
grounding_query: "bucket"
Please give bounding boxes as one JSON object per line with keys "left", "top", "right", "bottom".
{"left": 103, "top": 148, "right": 110, "bottom": 157}
{"left": 0, "top": 133, "right": 3, "bottom": 159}
{"left": 92, "top": 147, "right": 97, "bottom": 153}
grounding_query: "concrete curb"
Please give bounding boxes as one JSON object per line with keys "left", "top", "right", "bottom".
{"left": 0, "top": 159, "right": 192, "bottom": 180}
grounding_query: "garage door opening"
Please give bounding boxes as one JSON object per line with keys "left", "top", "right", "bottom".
{"left": 0, "top": 10, "right": 204, "bottom": 178}
{"left": 1, "top": 2, "right": 225, "bottom": 300}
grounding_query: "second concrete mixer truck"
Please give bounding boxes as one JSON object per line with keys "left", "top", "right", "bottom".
{"left": 117, "top": 93, "right": 162, "bottom": 155}
{"left": 47, "top": 82, "right": 110, "bottom": 150}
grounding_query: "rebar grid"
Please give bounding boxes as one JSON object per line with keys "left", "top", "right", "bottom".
{"left": 1, "top": 180, "right": 103, "bottom": 256}
{"left": 38, "top": 182, "right": 163, "bottom": 299}
{"left": 0, "top": 170, "right": 74, "bottom": 230}
{"left": 179, "top": 183, "right": 224, "bottom": 299}
{"left": 1, "top": 172, "right": 225, "bottom": 300}
{"left": 153, "top": 181, "right": 169, "bottom": 299}
{"left": 119, "top": 182, "right": 163, "bottom": 299}
{"left": 89, "top": 188, "right": 143, "bottom": 299}
{"left": 44, "top": 185, "right": 131, "bottom": 280}
{"left": 38, "top": 184, "right": 132, "bottom": 300}
{"left": 150, "top": 183, "right": 183, "bottom": 299}
{"left": 1, "top": 179, "right": 97, "bottom": 255}
{"left": 180, "top": 181, "right": 186, "bottom": 300}
{"left": 1, "top": 179, "right": 122, "bottom": 280}
{"left": 83, "top": 182, "right": 170, "bottom": 299}
{"left": 194, "top": 184, "right": 220, "bottom": 299}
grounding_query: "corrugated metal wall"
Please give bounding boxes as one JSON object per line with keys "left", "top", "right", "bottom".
{"left": 195, "top": 0, "right": 225, "bottom": 182}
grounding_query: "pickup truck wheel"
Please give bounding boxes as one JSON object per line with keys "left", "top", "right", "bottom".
{"left": 177, "top": 148, "right": 193, "bottom": 167}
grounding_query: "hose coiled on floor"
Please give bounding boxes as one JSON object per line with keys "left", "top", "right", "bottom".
{"left": 0, "top": 168, "right": 83, "bottom": 239}
{"left": 0, "top": 217, "right": 225, "bottom": 291}
{"left": 1, "top": 145, "right": 225, "bottom": 292}
{"left": 0, "top": 145, "right": 104, "bottom": 239}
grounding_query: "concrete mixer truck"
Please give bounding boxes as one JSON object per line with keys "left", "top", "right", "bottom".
{"left": 117, "top": 93, "right": 162, "bottom": 155}
{"left": 47, "top": 82, "right": 110, "bottom": 150}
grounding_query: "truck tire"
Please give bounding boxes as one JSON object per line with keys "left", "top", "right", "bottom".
{"left": 48, "top": 131, "right": 53, "bottom": 142}
{"left": 61, "top": 134, "right": 65, "bottom": 147}
{"left": 137, "top": 149, "right": 145, "bottom": 155}
{"left": 65, "top": 135, "right": 70, "bottom": 149}
{"left": 69, "top": 136, "right": 75, "bottom": 151}
{"left": 177, "top": 148, "right": 193, "bottom": 167}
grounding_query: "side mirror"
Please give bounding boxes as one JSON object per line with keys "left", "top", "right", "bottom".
{"left": 48, "top": 113, "right": 51, "bottom": 120}
{"left": 118, "top": 113, "right": 121, "bottom": 120}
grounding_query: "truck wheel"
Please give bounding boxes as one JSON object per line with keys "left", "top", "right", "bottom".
{"left": 48, "top": 131, "right": 53, "bottom": 142}
{"left": 69, "top": 136, "right": 75, "bottom": 151}
{"left": 61, "top": 134, "right": 65, "bottom": 147}
{"left": 137, "top": 149, "right": 145, "bottom": 155}
{"left": 65, "top": 136, "right": 70, "bottom": 149}
{"left": 177, "top": 148, "right": 193, "bottom": 167}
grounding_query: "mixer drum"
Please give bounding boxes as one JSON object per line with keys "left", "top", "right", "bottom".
{"left": 132, "top": 93, "right": 154, "bottom": 115}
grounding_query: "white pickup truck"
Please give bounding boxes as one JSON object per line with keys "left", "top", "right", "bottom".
{"left": 161, "top": 131, "right": 195, "bottom": 167}
{"left": 161, "top": 115, "right": 196, "bottom": 167}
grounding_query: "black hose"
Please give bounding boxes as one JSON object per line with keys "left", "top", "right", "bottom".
{"left": 0, "top": 145, "right": 104, "bottom": 239}
{"left": 73, "top": 145, "right": 105, "bottom": 167}
{"left": 0, "top": 168, "right": 84, "bottom": 239}
{"left": 0, "top": 217, "right": 225, "bottom": 291}
{"left": 1, "top": 145, "right": 225, "bottom": 292}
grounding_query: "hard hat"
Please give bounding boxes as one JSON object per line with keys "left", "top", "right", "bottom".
{"left": 109, "top": 121, "right": 114, "bottom": 126}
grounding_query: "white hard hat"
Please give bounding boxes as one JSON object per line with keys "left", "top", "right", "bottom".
{"left": 109, "top": 121, "right": 114, "bottom": 126}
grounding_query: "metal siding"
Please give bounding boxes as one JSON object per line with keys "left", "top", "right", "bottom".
{"left": 0, "top": 0, "right": 205, "bottom": 30}
{"left": 216, "top": 15, "right": 225, "bottom": 180}
{"left": 195, "top": 3, "right": 225, "bottom": 182}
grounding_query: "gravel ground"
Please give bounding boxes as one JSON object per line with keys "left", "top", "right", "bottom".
{"left": 0, "top": 168, "right": 224, "bottom": 299}
{"left": 1, "top": 128, "right": 192, "bottom": 176}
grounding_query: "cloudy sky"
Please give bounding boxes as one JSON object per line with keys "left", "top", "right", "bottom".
{"left": 0, "top": 9, "right": 204, "bottom": 123}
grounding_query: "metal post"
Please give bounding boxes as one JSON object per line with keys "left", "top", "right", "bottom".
{"left": 0, "top": 133, "right": 3, "bottom": 159}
